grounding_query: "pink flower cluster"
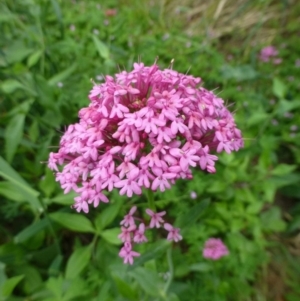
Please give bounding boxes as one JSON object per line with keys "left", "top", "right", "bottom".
{"left": 259, "top": 46, "right": 282, "bottom": 64}
{"left": 48, "top": 61, "right": 243, "bottom": 212}
{"left": 202, "top": 238, "right": 229, "bottom": 260}
{"left": 118, "top": 206, "right": 182, "bottom": 264}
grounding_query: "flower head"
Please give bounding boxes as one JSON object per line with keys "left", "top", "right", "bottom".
{"left": 190, "top": 191, "right": 197, "bottom": 199}
{"left": 133, "top": 223, "right": 148, "bottom": 243}
{"left": 146, "top": 209, "right": 166, "bottom": 228}
{"left": 203, "top": 238, "right": 229, "bottom": 260}
{"left": 164, "top": 223, "right": 182, "bottom": 242}
{"left": 120, "top": 206, "right": 137, "bottom": 227}
{"left": 48, "top": 61, "right": 243, "bottom": 212}
{"left": 259, "top": 46, "right": 279, "bottom": 62}
{"left": 119, "top": 242, "right": 140, "bottom": 265}
{"left": 118, "top": 224, "right": 136, "bottom": 242}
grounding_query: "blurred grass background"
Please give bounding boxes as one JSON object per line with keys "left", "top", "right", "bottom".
{"left": 0, "top": 0, "right": 300, "bottom": 300}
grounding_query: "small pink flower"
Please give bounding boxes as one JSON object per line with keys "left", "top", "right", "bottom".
{"left": 120, "top": 206, "right": 137, "bottom": 227}
{"left": 273, "top": 58, "right": 282, "bottom": 65}
{"left": 190, "top": 191, "right": 197, "bottom": 199}
{"left": 118, "top": 225, "right": 136, "bottom": 242}
{"left": 259, "top": 46, "right": 278, "bottom": 62}
{"left": 119, "top": 242, "right": 140, "bottom": 265}
{"left": 146, "top": 209, "right": 166, "bottom": 228}
{"left": 203, "top": 238, "right": 229, "bottom": 260}
{"left": 133, "top": 223, "right": 148, "bottom": 243}
{"left": 105, "top": 8, "right": 117, "bottom": 17}
{"left": 164, "top": 223, "right": 182, "bottom": 242}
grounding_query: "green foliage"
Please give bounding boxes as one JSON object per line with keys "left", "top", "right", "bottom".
{"left": 1, "top": 0, "right": 300, "bottom": 300}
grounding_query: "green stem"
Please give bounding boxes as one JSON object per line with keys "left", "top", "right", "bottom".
{"left": 147, "top": 189, "right": 156, "bottom": 211}
{"left": 39, "top": 199, "right": 62, "bottom": 255}
{"left": 212, "top": 261, "right": 218, "bottom": 300}
{"left": 163, "top": 247, "right": 174, "bottom": 296}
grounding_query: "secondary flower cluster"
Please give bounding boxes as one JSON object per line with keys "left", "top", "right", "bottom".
{"left": 259, "top": 46, "right": 282, "bottom": 65}
{"left": 118, "top": 206, "right": 182, "bottom": 264}
{"left": 202, "top": 238, "right": 229, "bottom": 260}
{"left": 48, "top": 61, "right": 243, "bottom": 212}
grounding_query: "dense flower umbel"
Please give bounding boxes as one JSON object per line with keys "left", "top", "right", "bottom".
{"left": 48, "top": 62, "right": 243, "bottom": 212}
{"left": 203, "top": 238, "right": 229, "bottom": 260}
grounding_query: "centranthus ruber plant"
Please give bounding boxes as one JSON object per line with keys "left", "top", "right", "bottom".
{"left": 48, "top": 59, "right": 243, "bottom": 264}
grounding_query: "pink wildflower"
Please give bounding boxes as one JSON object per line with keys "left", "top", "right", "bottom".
{"left": 48, "top": 61, "right": 243, "bottom": 212}
{"left": 203, "top": 238, "right": 229, "bottom": 260}
{"left": 190, "top": 191, "right": 197, "bottom": 199}
{"left": 118, "top": 225, "right": 136, "bottom": 242}
{"left": 164, "top": 223, "right": 182, "bottom": 242}
{"left": 146, "top": 209, "right": 166, "bottom": 228}
{"left": 133, "top": 223, "right": 148, "bottom": 243}
{"left": 273, "top": 58, "right": 282, "bottom": 65}
{"left": 259, "top": 46, "right": 279, "bottom": 62}
{"left": 119, "top": 242, "right": 140, "bottom": 265}
{"left": 120, "top": 206, "right": 137, "bottom": 227}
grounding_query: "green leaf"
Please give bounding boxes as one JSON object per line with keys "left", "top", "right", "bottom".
{"left": 49, "top": 212, "right": 95, "bottom": 233}
{"left": 100, "top": 228, "right": 122, "bottom": 245}
{"left": 287, "top": 216, "right": 300, "bottom": 233}
{"left": 63, "top": 277, "right": 89, "bottom": 300}
{"left": 65, "top": 245, "right": 92, "bottom": 279}
{"left": 50, "top": 0, "right": 63, "bottom": 32}
{"left": 16, "top": 265, "right": 42, "bottom": 294}
{"left": 262, "top": 180, "right": 277, "bottom": 202}
{"left": 48, "top": 63, "right": 77, "bottom": 86}
{"left": 5, "top": 113, "right": 25, "bottom": 163}
{"left": 6, "top": 99, "right": 33, "bottom": 117}
{"left": 14, "top": 219, "right": 48, "bottom": 243}
{"left": 96, "top": 281, "right": 111, "bottom": 301}
{"left": 0, "top": 262, "right": 7, "bottom": 289}
{"left": 39, "top": 168, "right": 56, "bottom": 197}
{"left": 0, "top": 156, "right": 41, "bottom": 211}
{"left": 129, "top": 267, "right": 161, "bottom": 297}
{"left": 246, "top": 112, "right": 269, "bottom": 127}
{"left": 111, "top": 273, "right": 137, "bottom": 300}
{"left": 27, "top": 50, "right": 43, "bottom": 67}
{"left": 189, "top": 262, "right": 212, "bottom": 272}
{"left": 49, "top": 191, "right": 77, "bottom": 205}
{"left": 271, "top": 164, "right": 297, "bottom": 176}
{"left": 275, "top": 99, "right": 300, "bottom": 114}
{"left": 35, "top": 75, "right": 55, "bottom": 109}
{"left": 95, "top": 202, "right": 122, "bottom": 232}
{"left": 272, "top": 77, "right": 286, "bottom": 99}
{"left": 247, "top": 202, "right": 263, "bottom": 215}
{"left": 1, "top": 275, "right": 24, "bottom": 297}
{"left": 0, "top": 11, "right": 15, "bottom": 23}
{"left": 28, "top": 119, "right": 40, "bottom": 143}
{"left": 3, "top": 41, "right": 33, "bottom": 64}
{"left": 0, "top": 79, "right": 26, "bottom": 94}
{"left": 0, "top": 243, "right": 25, "bottom": 265}
{"left": 48, "top": 254, "right": 63, "bottom": 276}
{"left": 0, "top": 181, "right": 27, "bottom": 202}
{"left": 176, "top": 199, "right": 210, "bottom": 228}
{"left": 92, "top": 35, "right": 110, "bottom": 59}
{"left": 129, "top": 240, "right": 170, "bottom": 269}
{"left": 260, "top": 207, "right": 286, "bottom": 232}
{"left": 168, "top": 293, "right": 181, "bottom": 301}
{"left": 46, "top": 276, "right": 63, "bottom": 299}
{"left": 220, "top": 64, "right": 257, "bottom": 81}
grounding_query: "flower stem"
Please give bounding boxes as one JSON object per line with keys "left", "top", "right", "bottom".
{"left": 163, "top": 247, "right": 174, "bottom": 295}
{"left": 39, "top": 200, "right": 62, "bottom": 255}
{"left": 147, "top": 189, "right": 156, "bottom": 211}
